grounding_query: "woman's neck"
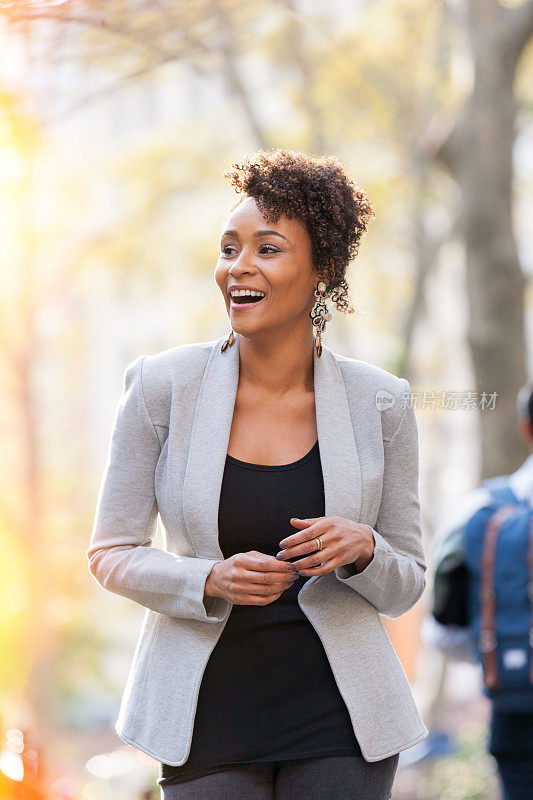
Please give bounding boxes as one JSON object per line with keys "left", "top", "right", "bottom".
{"left": 236, "top": 332, "right": 315, "bottom": 397}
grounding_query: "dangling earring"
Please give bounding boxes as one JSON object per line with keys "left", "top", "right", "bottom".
{"left": 309, "top": 278, "right": 332, "bottom": 358}
{"left": 222, "top": 273, "right": 237, "bottom": 352}
{"left": 221, "top": 329, "right": 235, "bottom": 352}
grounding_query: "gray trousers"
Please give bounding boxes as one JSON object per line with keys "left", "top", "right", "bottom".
{"left": 159, "top": 753, "right": 400, "bottom": 799}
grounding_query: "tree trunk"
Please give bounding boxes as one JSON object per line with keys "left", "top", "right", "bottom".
{"left": 431, "top": 0, "right": 533, "bottom": 479}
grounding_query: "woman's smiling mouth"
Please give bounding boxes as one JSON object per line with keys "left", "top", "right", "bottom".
{"left": 229, "top": 292, "right": 266, "bottom": 309}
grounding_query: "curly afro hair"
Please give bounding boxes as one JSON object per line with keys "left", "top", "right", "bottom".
{"left": 223, "top": 148, "right": 375, "bottom": 315}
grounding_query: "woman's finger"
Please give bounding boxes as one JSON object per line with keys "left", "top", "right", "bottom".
{"left": 294, "top": 557, "right": 338, "bottom": 576}
{"left": 276, "top": 532, "right": 330, "bottom": 562}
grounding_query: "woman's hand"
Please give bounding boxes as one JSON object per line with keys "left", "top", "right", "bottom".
{"left": 276, "top": 516, "right": 375, "bottom": 576}
{"left": 205, "top": 551, "right": 300, "bottom": 606}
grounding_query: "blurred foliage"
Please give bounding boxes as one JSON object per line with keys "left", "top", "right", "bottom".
{"left": 425, "top": 724, "right": 500, "bottom": 800}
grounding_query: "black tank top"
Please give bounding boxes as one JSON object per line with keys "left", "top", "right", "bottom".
{"left": 159, "top": 439, "right": 362, "bottom": 787}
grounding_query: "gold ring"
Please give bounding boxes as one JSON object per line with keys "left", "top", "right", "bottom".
{"left": 315, "top": 537, "right": 323, "bottom": 551}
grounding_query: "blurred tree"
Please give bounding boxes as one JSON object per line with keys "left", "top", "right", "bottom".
{"left": 421, "top": 0, "right": 533, "bottom": 478}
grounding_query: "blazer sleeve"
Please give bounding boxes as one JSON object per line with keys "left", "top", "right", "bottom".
{"left": 334, "top": 378, "right": 427, "bottom": 618}
{"left": 86, "top": 355, "right": 230, "bottom": 624}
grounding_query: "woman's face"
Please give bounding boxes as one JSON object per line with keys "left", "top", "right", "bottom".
{"left": 214, "top": 196, "right": 319, "bottom": 338}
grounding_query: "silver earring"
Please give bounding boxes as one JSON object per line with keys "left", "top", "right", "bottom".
{"left": 309, "top": 279, "right": 332, "bottom": 358}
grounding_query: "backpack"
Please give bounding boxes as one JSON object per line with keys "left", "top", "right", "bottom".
{"left": 463, "top": 476, "right": 533, "bottom": 712}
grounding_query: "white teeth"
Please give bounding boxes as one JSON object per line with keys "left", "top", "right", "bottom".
{"left": 230, "top": 289, "right": 265, "bottom": 298}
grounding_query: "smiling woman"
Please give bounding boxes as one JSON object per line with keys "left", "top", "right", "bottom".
{"left": 87, "top": 148, "right": 427, "bottom": 800}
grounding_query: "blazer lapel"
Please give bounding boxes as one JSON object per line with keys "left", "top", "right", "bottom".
{"left": 182, "top": 332, "right": 362, "bottom": 559}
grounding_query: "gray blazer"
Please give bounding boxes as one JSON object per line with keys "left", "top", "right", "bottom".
{"left": 87, "top": 332, "right": 429, "bottom": 766}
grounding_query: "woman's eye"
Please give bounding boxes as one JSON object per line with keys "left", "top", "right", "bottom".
{"left": 221, "top": 244, "right": 279, "bottom": 255}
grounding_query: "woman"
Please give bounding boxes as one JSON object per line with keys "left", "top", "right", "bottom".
{"left": 87, "top": 149, "right": 429, "bottom": 799}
